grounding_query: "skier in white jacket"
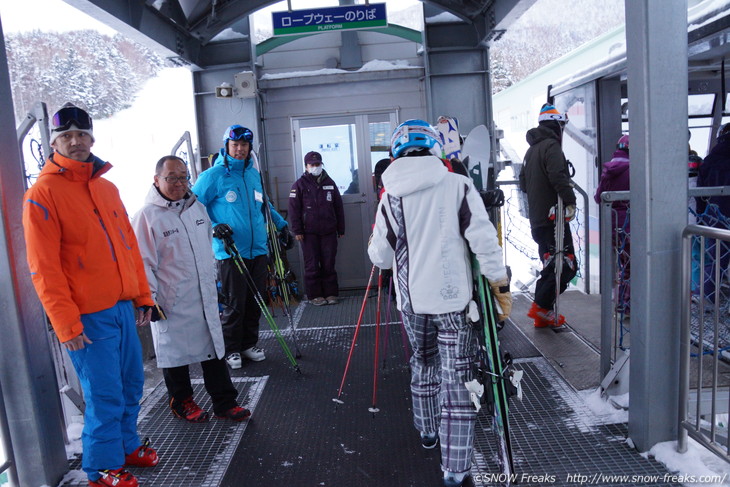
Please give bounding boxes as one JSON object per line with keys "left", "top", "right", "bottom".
{"left": 368, "top": 120, "right": 512, "bottom": 487}
{"left": 132, "top": 156, "right": 251, "bottom": 424}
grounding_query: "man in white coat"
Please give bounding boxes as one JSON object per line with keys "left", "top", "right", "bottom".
{"left": 368, "top": 120, "right": 512, "bottom": 487}
{"left": 132, "top": 156, "right": 251, "bottom": 423}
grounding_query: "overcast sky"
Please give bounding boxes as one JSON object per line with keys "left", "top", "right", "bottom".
{"left": 0, "top": 0, "right": 116, "bottom": 34}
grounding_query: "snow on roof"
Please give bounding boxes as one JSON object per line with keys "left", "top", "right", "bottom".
{"left": 425, "top": 12, "right": 462, "bottom": 24}
{"left": 688, "top": 0, "right": 730, "bottom": 29}
{"left": 211, "top": 28, "right": 249, "bottom": 41}
{"left": 260, "top": 59, "right": 418, "bottom": 80}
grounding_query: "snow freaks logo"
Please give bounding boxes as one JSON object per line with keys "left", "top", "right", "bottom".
{"left": 225, "top": 190, "right": 237, "bottom": 203}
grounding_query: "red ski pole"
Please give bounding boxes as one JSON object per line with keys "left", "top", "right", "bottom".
{"left": 334, "top": 265, "right": 377, "bottom": 403}
{"left": 369, "top": 270, "right": 384, "bottom": 414}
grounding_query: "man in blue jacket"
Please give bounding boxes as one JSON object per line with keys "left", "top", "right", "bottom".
{"left": 192, "top": 125, "right": 288, "bottom": 369}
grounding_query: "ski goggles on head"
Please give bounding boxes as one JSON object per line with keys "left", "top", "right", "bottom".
{"left": 227, "top": 126, "right": 253, "bottom": 142}
{"left": 51, "top": 106, "right": 93, "bottom": 132}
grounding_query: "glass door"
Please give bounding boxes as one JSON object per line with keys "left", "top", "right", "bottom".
{"left": 292, "top": 111, "right": 397, "bottom": 289}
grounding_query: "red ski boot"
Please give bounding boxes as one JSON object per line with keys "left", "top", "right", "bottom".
{"left": 527, "top": 302, "right": 565, "bottom": 328}
{"left": 88, "top": 468, "right": 138, "bottom": 487}
{"left": 125, "top": 437, "right": 159, "bottom": 467}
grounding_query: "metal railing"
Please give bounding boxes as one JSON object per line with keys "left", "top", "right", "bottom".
{"left": 599, "top": 187, "right": 730, "bottom": 378}
{"left": 598, "top": 190, "right": 630, "bottom": 378}
{"left": 679, "top": 223, "right": 730, "bottom": 463}
{"left": 0, "top": 371, "right": 19, "bottom": 487}
{"left": 171, "top": 130, "right": 199, "bottom": 181}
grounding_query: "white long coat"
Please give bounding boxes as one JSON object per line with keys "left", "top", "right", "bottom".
{"left": 132, "top": 186, "right": 225, "bottom": 368}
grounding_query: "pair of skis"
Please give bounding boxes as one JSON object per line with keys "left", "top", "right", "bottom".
{"left": 468, "top": 258, "right": 521, "bottom": 484}
{"left": 252, "top": 150, "right": 303, "bottom": 360}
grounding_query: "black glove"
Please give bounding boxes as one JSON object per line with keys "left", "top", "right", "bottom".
{"left": 213, "top": 223, "right": 233, "bottom": 241}
{"left": 139, "top": 304, "right": 166, "bottom": 321}
{"left": 278, "top": 228, "right": 295, "bottom": 250}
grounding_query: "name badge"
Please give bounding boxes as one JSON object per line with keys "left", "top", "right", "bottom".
{"left": 323, "top": 185, "right": 335, "bottom": 190}
{"left": 254, "top": 190, "right": 264, "bottom": 203}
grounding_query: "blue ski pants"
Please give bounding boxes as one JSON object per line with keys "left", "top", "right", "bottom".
{"left": 401, "top": 309, "right": 477, "bottom": 475}
{"left": 68, "top": 300, "right": 144, "bottom": 480}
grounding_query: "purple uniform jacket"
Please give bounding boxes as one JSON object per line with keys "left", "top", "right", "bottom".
{"left": 594, "top": 149, "right": 630, "bottom": 231}
{"left": 288, "top": 171, "right": 345, "bottom": 236}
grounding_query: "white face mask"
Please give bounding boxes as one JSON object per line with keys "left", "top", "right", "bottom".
{"left": 307, "top": 165, "right": 323, "bottom": 177}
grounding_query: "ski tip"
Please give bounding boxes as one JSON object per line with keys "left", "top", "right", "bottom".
{"left": 368, "top": 407, "right": 380, "bottom": 413}
{"left": 332, "top": 398, "right": 344, "bottom": 405}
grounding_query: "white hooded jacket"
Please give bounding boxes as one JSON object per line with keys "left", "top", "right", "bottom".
{"left": 132, "top": 186, "right": 225, "bottom": 368}
{"left": 368, "top": 155, "right": 507, "bottom": 315}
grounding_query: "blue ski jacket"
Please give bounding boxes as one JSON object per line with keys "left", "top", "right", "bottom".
{"left": 192, "top": 149, "right": 287, "bottom": 260}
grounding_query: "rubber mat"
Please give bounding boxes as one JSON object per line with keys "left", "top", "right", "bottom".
{"left": 224, "top": 324, "right": 444, "bottom": 487}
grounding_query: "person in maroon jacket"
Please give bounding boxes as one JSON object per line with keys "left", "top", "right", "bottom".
{"left": 288, "top": 151, "right": 345, "bottom": 306}
{"left": 594, "top": 134, "right": 631, "bottom": 316}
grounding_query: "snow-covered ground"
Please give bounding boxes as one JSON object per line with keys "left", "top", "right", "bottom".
{"left": 580, "top": 387, "right": 730, "bottom": 486}
{"left": 93, "top": 67, "right": 197, "bottom": 217}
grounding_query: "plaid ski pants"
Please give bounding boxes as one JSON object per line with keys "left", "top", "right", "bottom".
{"left": 401, "top": 309, "right": 477, "bottom": 475}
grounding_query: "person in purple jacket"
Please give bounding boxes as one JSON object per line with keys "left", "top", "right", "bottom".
{"left": 594, "top": 134, "right": 631, "bottom": 315}
{"left": 288, "top": 151, "right": 345, "bottom": 306}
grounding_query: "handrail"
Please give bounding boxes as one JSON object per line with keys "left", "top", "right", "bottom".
{"left": 171, "top": 131, "right": 198, "bottom": 181}
{"left": 598, "top": 190, "right": 629, "bottom": 377}
{"left": 678, "top": 223, "right": 730, "bottom": 463}
{"left": 0, "top": 367, "right": 19, "bottom": 487}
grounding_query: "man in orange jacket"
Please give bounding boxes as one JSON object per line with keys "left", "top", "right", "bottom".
{"left": 22, "top": 103, "right": 159, "bottom": 487}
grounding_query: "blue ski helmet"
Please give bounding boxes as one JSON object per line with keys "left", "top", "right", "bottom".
{"left": 222, "top": 124, "right": 254, "bottom": 144}
{"left": 390, "top": 119, "right": 442, "bottom": 159}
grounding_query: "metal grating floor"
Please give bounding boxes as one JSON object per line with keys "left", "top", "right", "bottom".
{"left": 59, "top": 296, "right": 682, "bottom": 487}
{"left": 472, "top": 358, "right": 680, "bottom": 486}
{"left": 61, "top": 376, "right": 266, "bottom": 487}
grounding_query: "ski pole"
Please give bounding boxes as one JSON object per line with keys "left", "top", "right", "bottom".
{"left": 220, "top": 236, "right": 301, "bottom": 374}
{"left": 334, "top": 264, "right": 377, "bottom": 404}
{"left": 369, "top": 270, "right": 383, "bottom": 414}
{"left": 554, "top": 195, "right": 564, "bottom": 328}
{"left": 381, "top": 274, "right": 393, "bottom": 371}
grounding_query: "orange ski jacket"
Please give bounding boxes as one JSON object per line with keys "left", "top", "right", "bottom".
{"left": 23, "top": 152, "right": 154, "bottom": 343}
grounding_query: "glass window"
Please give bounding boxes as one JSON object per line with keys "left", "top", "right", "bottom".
{"left": 555, "top": 83, "right": 598, "bottom": 292}
{"left": 299, "top": 124, "right": 358, "bottom": 194}
{"left": 689, "top": 118, "right": 712, "bottom": 159}
{"left": 688, "top": 93, "right": 714, "bottom": 117}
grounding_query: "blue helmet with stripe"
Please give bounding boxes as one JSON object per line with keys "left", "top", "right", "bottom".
{"left": 390, "top": 119, "right": 442, "bottom": 159}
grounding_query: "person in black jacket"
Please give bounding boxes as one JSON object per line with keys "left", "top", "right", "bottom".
{"left": 519, "top": 103, "right": 578, "bottom": 327}
{"left": 696, "top": 123, "right": 730, "bottom": 304}
{"left": 288, "top": 151, "right": 345, "bottom": 306}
